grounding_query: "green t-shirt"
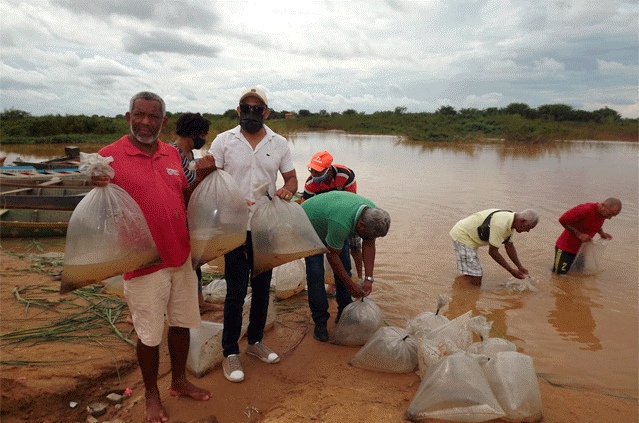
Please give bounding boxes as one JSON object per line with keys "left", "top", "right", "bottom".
{"left": 301, "top": 191, "right": 376, "bottom": 250}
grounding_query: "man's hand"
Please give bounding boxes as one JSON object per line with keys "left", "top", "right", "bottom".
{"left": 91, "top": 175, "right": 110, "bottom": 187}
{"left": 511, "top": 269, "right": 527, "bottom": 279}
{"left": 600, "top": 232, "right": 613, "bottom": 240}
{"left": 274, "top": 187, "right": 294, "bottom": 201}
{"left": 346, "top": 279, "right": 366, "bottom": 298}
{"left": 195, "top": 154, "right": 216, "bottom": 181}
{"left": 362, "top": 280, "right": 372, "bottom": 296}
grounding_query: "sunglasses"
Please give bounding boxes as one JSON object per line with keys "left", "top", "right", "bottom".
{"left": 239, "top": 103, "right": 266, "bottom": 116}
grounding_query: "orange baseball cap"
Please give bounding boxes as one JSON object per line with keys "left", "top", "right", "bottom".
{"left": 308, "top": 151, "right": 333, "bottom": 171}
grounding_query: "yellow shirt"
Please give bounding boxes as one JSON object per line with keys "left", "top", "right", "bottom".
{"left": 449, "top": 209, "right": 515, "bottom": 249}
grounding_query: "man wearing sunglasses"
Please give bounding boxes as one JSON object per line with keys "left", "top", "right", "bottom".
{"left": 208, "top": 86, "right": 298, "bottom": 383}
{"left": 553, "top": 198, "right": 622, "bottom": 274}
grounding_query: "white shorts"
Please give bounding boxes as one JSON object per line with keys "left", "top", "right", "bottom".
{"left": 124, "top": 256, "right": 200, "bottom": 347}
{"left": 452, "top": 240, "right": 483, "bottom": 277}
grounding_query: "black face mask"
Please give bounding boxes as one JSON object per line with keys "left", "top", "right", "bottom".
{"left": 193, "top": 136, "right": 206, "bottom": 150}
{"left": 239, "top": 112, "right": 264, "bottom": 134}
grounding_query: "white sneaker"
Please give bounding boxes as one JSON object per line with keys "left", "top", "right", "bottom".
{"left": 246, "top": 341, "right": 280, "bottom": 364}
{"left": 222, "top": 354, "right": 244, "bottom": 382}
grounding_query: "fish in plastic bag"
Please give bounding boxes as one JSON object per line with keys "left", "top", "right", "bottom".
{"left": 568, "top": 238, "right": 608, "bottom": 275}
{"left": 482, "top": 351, "right": 543, "bottom": 422}
{"left": 60, "top": 153, "right": 160, "bottom": 293}
{"left": 349, "top": 326, "right": 418, "bottom": 373}
{"left": 467, "top": 315, "right": 517, "bottom": 358}
{"left": 334, "top": 297, "right": 384, "bottom": 346}
{"left": 251, "top": 183, "right": 327, "bottom": 276}
{"left": 406, "top": 294, "right": 451, "bottom": 339}
{"left": 272, "top": 259, "right": 307, "bottom": 300}
{"left": 405, "top": 353, "right": 505, "bottom": 422}
{"left": 187, "top": 170, "right": 248, "bottom": 268}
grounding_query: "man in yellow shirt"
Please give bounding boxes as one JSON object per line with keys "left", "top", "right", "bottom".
{"left": 450, "top": 209, "right": 539, "bottom": 285}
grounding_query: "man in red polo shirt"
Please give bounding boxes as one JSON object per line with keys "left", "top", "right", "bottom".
{"left": 553, "top": 198, "right": 622, "bottom": 274}
{"left": 94, "top": 92, "right": 216, "bottom": 423}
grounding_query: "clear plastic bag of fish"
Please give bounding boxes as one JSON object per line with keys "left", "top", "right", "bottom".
{"left": 334, "top": 297, "right": 384, "bottom": 346}
{"left": 425, "top": 310, "right": 474, "bottom": 352}
{"left": 482, "top": 351, "right": 543, "bottom": 422}
{"left": 187, "top": 320, "right": 224, "bottom": 378}
{"left": 416, "top": 336, "right": 447, "bottom": 379}
{"left": 406, "top": 294, "right": 451, "bottom": 339}
{"left": 187, "top": 170, "right": 248, "bottom": 269}
{"left": 501, "top": 276, "right": 539, "bottom": 292}
{"left": 272, "top": 258, "right": 307, "bottom": 300}
{"left": 349, "top": 326, "right": 418, "bottom": 373}
{"left": 60, "top": 153, "right": 160, "bottom": 294}
{"left": 569, "top": 238, "right": 608, "bottom": 275}
{"left": 466, "top": 315, "right": 517, "bottom": 359}
{"left": 405, "top": 353, "right": 505, "bottom": 422}
{"left": 251, "top": 183, "right": 327, "bottom": 276}
{"left": 201, "top": 279, "right": 227, "bottom": 304}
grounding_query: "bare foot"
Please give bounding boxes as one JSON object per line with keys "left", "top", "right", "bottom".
{"left": 145, "top": 392, "right": 168, "bottom": 423}
{"left": 199, "top": 301, "right": 223, "bottom": 315}
{"left": 169, "top": 379, "right": 211, "bottom": 401}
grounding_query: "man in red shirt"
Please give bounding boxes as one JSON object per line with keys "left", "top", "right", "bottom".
{"left": 553, "top": 198, "right": 622, "bottom": 274}
{"left": 94, "top": 92, "right": 216, "bottom": 423}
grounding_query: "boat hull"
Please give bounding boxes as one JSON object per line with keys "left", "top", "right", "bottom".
{"left": 0, "top": 209, "right": 72, "bottom": 238}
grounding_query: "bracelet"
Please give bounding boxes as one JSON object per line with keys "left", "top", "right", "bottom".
{"left": 365, "top": 276, "right": 374, "bottom": 283}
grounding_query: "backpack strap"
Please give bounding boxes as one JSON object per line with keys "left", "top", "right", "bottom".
{"left": 477, "top": 210, "right": 512, "bottom": 242}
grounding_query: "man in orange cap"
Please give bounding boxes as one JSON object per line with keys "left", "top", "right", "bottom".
{"left": 302, "top": 151, "right": 363, "bottom": 311}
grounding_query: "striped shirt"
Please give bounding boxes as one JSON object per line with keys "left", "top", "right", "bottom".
{"left": 302, "top": 164, "right": 357, "bottom": 201}
{"left": 170, "top": 142, "right": 196, "bottom": 184}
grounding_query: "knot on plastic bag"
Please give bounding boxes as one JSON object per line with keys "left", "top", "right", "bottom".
{"left": 79, "top": 152, "right": 115, "bottom": 178}
{"left": 252, "top": 181, "right": 271, "bottom": 200}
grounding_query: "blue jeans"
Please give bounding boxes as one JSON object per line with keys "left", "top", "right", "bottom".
{"left": 222, "top": 231, "right": 272, "bottom": 357}
{"left": 305, "top": 239, "right": 352, "bottom": 326}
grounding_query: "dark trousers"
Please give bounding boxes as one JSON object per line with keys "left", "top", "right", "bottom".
{"left": 304, "top": 239, "right": 352, "bottom": 326}
{"left": 222, "top": 231, "right": 272, "bottom": 357}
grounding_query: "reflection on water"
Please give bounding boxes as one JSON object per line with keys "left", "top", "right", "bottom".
{"left": 548, "top": 274, "right": 603, "bottom": 352}
{"left": 2, "top": 133, "right": 638, "bottom": 398}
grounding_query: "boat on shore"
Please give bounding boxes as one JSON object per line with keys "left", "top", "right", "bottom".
{"left": 0, "top": 185, "right": 89, "bottom": 211}
{"left": 0, "top": 175, "right": 92, "bottom": 189}
{"left": 11, "top": 146, "right": 81, "bottom": 170}
{"left": 0, "top": 209, "right": 73, "bottom": 238}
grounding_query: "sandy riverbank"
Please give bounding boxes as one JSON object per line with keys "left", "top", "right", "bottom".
{"left": 1, "top": 250, "right": 636, "bottom": 423}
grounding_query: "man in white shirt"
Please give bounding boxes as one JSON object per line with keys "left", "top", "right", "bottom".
{"left": 208, "top": 86, "right": 298, "bottom": 383}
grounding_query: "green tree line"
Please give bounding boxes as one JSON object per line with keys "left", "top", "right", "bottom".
{"left": 1, "top": 103, "right": 636, "bottom": 144}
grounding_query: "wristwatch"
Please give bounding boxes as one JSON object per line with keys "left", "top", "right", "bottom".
{"left": 364, "top": 276, "right": 374, "bottom": 283}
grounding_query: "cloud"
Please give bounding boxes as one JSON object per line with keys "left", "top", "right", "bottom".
{"left": 122, "top": 30, "right": 220, "bottom": 56}
{"left": 53, "top": 0, "right": 219, "bottom": 30}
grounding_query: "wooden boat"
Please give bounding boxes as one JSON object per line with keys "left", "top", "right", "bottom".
{"left": 0, "top": 169, "right": 90, "bottom": 187}
{"left": 0, "top": 185, "right": 89, "bottom": 211}
{"left": 0, "top": 209, "right": 73, "bottom": 238}
{"left": 0, "top": 176, "right": 92, "bottom": 190}
{"left": 11, "top": 146, "right": 81, "bottom": 170}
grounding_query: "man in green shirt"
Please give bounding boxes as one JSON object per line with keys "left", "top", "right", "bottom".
{"left": 301, "top": 191, "right": 391, "bottom": 342}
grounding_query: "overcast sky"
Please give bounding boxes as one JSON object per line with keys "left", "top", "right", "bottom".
{"left": 1, "top": 0, "right": 637, "bottom": 118}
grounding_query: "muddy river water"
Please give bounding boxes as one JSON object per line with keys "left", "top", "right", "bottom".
{"left": 2, "top": 133, "right": 637, "bottom": 399}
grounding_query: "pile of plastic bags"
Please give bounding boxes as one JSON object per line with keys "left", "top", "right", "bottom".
{"left": 345, "top": 293, "right": 542, "bottom": 422}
